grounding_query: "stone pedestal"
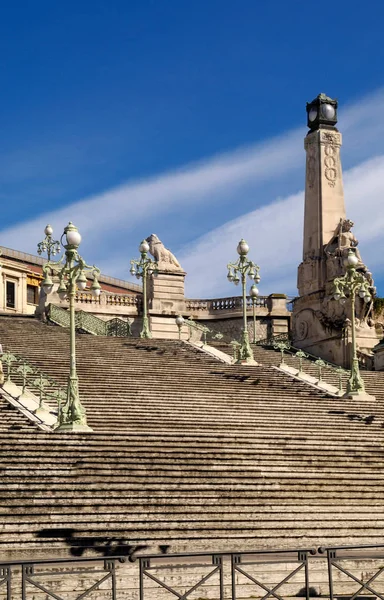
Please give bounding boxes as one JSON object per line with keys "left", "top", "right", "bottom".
{"left": 148, "top": 270, "right": 186, "bottom": 339}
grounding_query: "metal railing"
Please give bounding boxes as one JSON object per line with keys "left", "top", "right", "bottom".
{"left": 319, "top": 543, "right": 384, "bottom": 600}
{"left": 270, "top": 340, "right": 349, "bottom": 394}
{"left": 1, "top": 543, "right": 384, "bottom": 600}
{"left": 256, "top": 332, "right": 291, "bottom": 347}
{"left": 0, "top": 350, "right": 64, "bottom": 424}
{"left": 185, "top": 317, "right": 230, "bottom": 346}
{"left": 47, "top": 304, "right": 132, "bottom": 337}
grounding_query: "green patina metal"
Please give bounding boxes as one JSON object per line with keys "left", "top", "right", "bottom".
{"left": 17, "top": 362, "right": 34, "bottom": 395}
{"left": 33, "top": 374, "right": 50, "bottom": 411}
{"left": 1, "top": 349, "right": 66, "bottom": 421}
{"left": 227, "top": 239, "right": 261, "bottom": 364}
{"left": 1, "top": 353, "right": 17, "bottom": 383}
{"left": 336, "top": 366, "right": 345, "bottom": 393}
{"left": 37, "top": 225, "right": 61, "bottom": 261}
{"left": 39, "top": 222, "right": 99, "bottom": 432}
{"left": 48, "top": 304, "right": 132, "bottom": 338}
{"left": 130, "top": 240, "right": 158, "bottom": 339}
{"left": 273, "top": 340, "right": 291, "bottom": 365}
{"left": 333, "top": 249, "right": 372, "bottom": 397}
{"left": 315, "top": 358, "right": 326, "bottom": 382}
{"left": 230, "top": 340, "right": 241, "bottom": 362}
{"left": 295, "top": 349, "right": 307, "bottom": 373}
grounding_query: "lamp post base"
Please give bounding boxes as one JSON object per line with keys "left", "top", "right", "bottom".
{"left": 342, "top": 391, "right": 376, "bottom": 401}
{"left": 55, "top": 422, "right": 94, "bottom": 433}
{"left": 236, "top": 358, "right": 259, "bottom": 366}
{"left": 140, "top": 316, "right": 152, "bottom": 339}
{"left": 236, "top": 329, "right": 258, "bottom": 365}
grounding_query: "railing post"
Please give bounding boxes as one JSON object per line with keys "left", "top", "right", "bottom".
{"left": 315, "top": 358, "right": 325, "bottom": 382}
{"left": 336, "top": 367, "right": 344, "bottom": 394}
{"left": 17, "top": 362, "right": 34, "bottom": 395}
{"left": 295, "top": 349, "right": 307, "bottom": 373}
{"left": 1, "top": 353, "right": 17, "bottom": 383}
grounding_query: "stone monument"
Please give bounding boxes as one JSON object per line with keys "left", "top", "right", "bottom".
{"left": 146, "top": 234, "right": 187, "bottom": 337}
{"left": 292, "top": 93, "right": 378, "bottom": 366}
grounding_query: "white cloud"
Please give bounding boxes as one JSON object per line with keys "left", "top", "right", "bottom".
{"left": 1, "top": 88, "right": 384, "bottom": 298}
{"left": 180, "top": 155, "right": 384, "bottom": 298}
{"left": 0, "top": 127, "right": 303, "bottom": 254}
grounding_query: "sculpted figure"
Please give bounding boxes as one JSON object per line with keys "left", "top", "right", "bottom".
{"left": 325, "top": 218, "right": 364, "bottom": 266}
{"left": 146, "top": 234, "right": 183, "bottom": 272}
{"left": 337, "top": 219, "right": 363, "bottom": 262}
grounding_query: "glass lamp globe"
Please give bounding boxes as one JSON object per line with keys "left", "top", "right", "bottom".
{"left": 139, "top": 240, "right": 149, "bottom": 254}
{"left": 364, "top": 294, "right": 371, "bottom": 303}
{"left": 76, "top": 272, "right": 87, "bottom": 291}
{"left": 44, "top": 224, "right": 53, "bottom": 236}
{"left": 254, "top": 274, "right": 261, "bottom": 284}
{"left": 58, "top": 290, "right": 67, "bottom": 301}
{"left": 227, "top": 272, "right": 234, "bottom": 282}
{"left": 359, "top": 289, "right": 366, "bottom": 298}
{"left": 65, "top": 222, "right": 82, "bottom": 247}
{"left": 347, "top": 252, "right": 359, "bottom": 266}
{"left": 250, "top": 284, "right": 259, "bottom": 298}
{"left": 91, "top": 279, "right": 101, "bottom": 298}
{"left": 175, "top": 315, "right": 184, "bottom": 327}
{"left": 334, "top": 293, "right": 341, "bottom": 301}
{"left": 322, "top": 103, "right": 335, "bottom": 120}
{"left": 308, "top": 107, "right": 317, "bottom": 122}
{"left": 43, "top": 282, "right": 53, "bottom": 295}
{"left": 41, "top": 273, "right": 53, "bottom": 295}
{"left": 237, "top": 239, "right": 249, "bottom": 256}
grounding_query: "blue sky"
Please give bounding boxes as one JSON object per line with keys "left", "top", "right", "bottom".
{"left": 1, "top": 1, "right": 384, "bottom": 298}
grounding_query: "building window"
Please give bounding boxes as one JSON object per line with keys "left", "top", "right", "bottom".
{"left": 6, "top": 281, "right": 16, "bottom": 309}
{"left": 27, "top": 284, "right": 39, "bottom": 305}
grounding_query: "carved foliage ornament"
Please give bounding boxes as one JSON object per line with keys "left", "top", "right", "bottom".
{"left": 321, "top": 131, "right": 340, "bottom": 188}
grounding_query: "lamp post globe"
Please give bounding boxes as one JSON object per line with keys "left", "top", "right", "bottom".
{"left": 64, "top": 222, "right": 82, "bottom": 248}
{"left": 139, "top": 240, "right": 150, "bottom": 254}
{"left": 175, "top": 315, "right": 185, "bottom": 340}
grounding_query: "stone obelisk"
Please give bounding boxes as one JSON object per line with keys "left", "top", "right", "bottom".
{"left": 292, "top": 94, "right": 378, "bottom": 366}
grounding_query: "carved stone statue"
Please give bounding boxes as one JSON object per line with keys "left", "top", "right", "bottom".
{"left": 146, "top": 234, "right": 183, "bottom": 273}
{"left": 325, "top": 218, "right": 364, "bottom": 266}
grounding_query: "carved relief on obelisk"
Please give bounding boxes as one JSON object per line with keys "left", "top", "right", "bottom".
{"left": 293, "top": 93, "right": 379, "bottom": 366}
{"left": 300, "top": 94, "right": 346, "bottom": 296}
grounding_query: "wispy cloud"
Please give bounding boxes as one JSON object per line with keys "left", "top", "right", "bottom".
{"left": 1, "top": 88, "right": 384, "bottom": 297}
{"left": 180, "top": 155, "right": 384, "bottom": 298}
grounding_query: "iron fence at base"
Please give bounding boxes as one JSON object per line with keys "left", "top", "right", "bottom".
{"left": 1, "top": 543, "right": 384, "bottom": 600}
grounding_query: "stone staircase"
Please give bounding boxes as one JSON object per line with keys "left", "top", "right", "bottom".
{"left": 1, "top": 315, "right": 384, "bottom": 559}
{"left": 213, "top": 340, "right": 384, "bottom": 400}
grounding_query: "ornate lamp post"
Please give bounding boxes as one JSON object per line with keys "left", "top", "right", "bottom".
{"left": 333, "top": 249, "right": 373, "bottom": 399}
{"left": 249, "top": 283, "right": 259, "bottom": 344}
{"left": 39, "top": 222, "right": 101, "bottom": 432}
{"left": 130, "top": 240, "right": 158, "bottom": 339}
{"left": 37, "top": 225, "right": 61, "bottom": 261}
{"left": 227, "top": 239, "right": 261, "bottom": 364}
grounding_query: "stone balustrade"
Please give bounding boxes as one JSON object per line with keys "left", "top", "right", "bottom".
{"left": 75, "top": 291, "right": 141, "bottom": 307}
{"left": 185, "top": 295, "right": 268, "bottom": 313}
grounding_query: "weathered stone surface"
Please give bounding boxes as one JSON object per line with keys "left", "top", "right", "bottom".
{"left": 1, "top": 316, "right": 384, "bottom": 567}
